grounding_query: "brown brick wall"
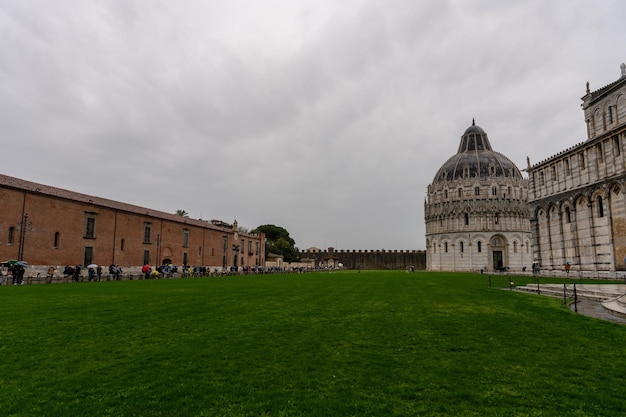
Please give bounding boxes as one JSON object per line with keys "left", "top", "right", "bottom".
{"left": 0, "top": 185, "right": 265, "bottom": 269}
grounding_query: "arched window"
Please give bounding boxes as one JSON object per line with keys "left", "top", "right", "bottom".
{"left": 460, "top": 241, "right": 464, "bottom": 253}
{"left": 464, "top": 213, "right": 469, "bottom": 225}
{"left": 477, "top": 241, "right": 482, "bottom": 253}
{"left": 444, "top": 242, "right": 448, "bottom": 253}
{"left": 565, "top": 207, "right": 572, "bottom": 223}
{"left": 598, "top": 196, "right": 604, "bottom": 217}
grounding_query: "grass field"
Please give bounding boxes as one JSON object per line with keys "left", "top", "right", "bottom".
{"left": 1, "top": 271, "right": 625, "bottom": 416}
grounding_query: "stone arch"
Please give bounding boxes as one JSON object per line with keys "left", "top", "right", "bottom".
{"left": 609, "top": 183, "right": 626, "bottom": 268}
{"left": 617, "top": 94, "right": 626, "bottom": 124}
{"left": 593, "top": 107, "right": 603, "bottom": 134}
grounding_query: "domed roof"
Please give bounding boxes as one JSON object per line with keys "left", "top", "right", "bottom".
{"left": 433, "top": 121, "right": 522, "bottom": 182}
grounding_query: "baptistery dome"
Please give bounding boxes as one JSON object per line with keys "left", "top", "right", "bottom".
{"left": 433, "top": 122, "right": 522, "bottom": 182}
{"left": 424, "top": 121, "right": 531, "bottom": 273}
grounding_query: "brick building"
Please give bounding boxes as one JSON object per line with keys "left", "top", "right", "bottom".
{"left": 0, "top": 173, "right": 265, "bottom": 276}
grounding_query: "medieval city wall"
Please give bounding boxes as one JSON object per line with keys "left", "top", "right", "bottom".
{"left": 300, "top": 248, "right": 426, "bottom": 270}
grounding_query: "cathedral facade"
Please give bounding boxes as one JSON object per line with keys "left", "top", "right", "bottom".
{"left": 425, "top": 122, "right": 532, "bottom": 272}
{"left": 527, "top": 64, "right": 626, "bottom": 274}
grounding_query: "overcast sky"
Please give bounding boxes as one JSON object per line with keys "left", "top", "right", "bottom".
{"left": 1, "top": 1, "right": 625, "bottom": 251}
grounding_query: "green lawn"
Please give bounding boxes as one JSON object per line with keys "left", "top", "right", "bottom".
{"left": 1, "top": 271, "right": 625, "bottom": 416}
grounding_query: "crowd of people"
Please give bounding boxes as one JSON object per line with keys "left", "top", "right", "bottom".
{"left": 0, "top": 263, "right": 310, "bottom": 285}
{"left": 0, "top": 264, "right": 26, "bottom": 285}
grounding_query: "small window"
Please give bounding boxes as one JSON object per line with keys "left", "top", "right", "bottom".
{"left": 120, "top": 238, "right": 125, "bottom": 251}
{"left": 143, "top": 223, "right": 152, "bottom": 243}
{"left": 477, "top": 241, "right": 482, "bottom": 253}
{"left": 597, "top": 143, "right": 604, "bottom": 162}
{"left": 598, "top": 196, "right": 604, "bottom": 217}
{"left": 458, "top": 188, "right": 462, "bottom": 197}
{"left": 8, "top": 227, "right": 15, "bottom": 244}
{"left": 464, "top": 213, "right": 469, "bottom": 225}
{"left": 565, "top": 159, "right": 571, "bottom": 176}
{"left": 566, "top": 207, "right": 571, "bottom": 223}
{"left": 513, "top": 241, "right": 517, "bottom": 253}
{"left": 183, "top": 229, "right": 189, "bottom": 247}
{"left": 53, "top": 232, "right": 60, "bottom": 248}
{"left": 492, "top": 186, "right": 497, "bottom": 196}
{"left": 444, "top": 242, "right": 448, "bottom": 253}
{"left": 474, "top": 187, "right": 480, "bottom": 196}
{"left": 444, "top": 189, "right": 448, "bottom": 199}
{"left": 614, "top": 136, "right": 621, "bottom": 157}
{"left": 84, "top": 214, "right": 97, "bottom": 239}
{"left": 539, "top": 172, "right": 545, "bottom": 186}
{"left": 143, "top": 250, "right": 150, "bottom": 265}
{"left": 460, "top": 241, "right": 464, "bottom": 253}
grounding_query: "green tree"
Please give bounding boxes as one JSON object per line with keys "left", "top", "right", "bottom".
{"left": 175, "top": 209, "right": 189, "bottom": 217}
{"left": 253, "top": 224, "right": 300, "bottom": 263}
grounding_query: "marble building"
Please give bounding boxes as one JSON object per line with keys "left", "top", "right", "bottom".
{"left": 527, "top": 63, "right": 626, "bottom": 274}
{"left": 425, "top": 122, "right": 532, "bottom": 272}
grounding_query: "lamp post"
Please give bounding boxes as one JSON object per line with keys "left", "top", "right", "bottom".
{"left": 17, "top": 213, "right": 29, "bottom": 261}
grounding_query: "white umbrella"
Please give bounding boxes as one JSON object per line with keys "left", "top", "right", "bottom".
{"left": 87, "top": 263, "right": 98, "bottom": 268}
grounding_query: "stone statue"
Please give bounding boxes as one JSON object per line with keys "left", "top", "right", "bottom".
{"left": 621, "top": 62, "right": 626, "bottom": 77}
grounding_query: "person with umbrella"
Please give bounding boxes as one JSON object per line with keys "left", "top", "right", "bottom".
{"left": 142, "top": 264, "right": 151, "bottom": 279}
{"left": 11, "top": 262, "right": 26, "bottom": 285}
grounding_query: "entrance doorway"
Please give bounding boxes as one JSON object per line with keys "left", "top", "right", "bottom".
{"left": 490, "top": 235, "right": 507, "bottom": 271}
{"left": 492, "top": 250, "right": 503, "bottom": 270}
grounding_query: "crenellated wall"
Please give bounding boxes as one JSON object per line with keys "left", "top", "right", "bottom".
{"left": 300, "top": 247, "right": 426, "bottom": 270}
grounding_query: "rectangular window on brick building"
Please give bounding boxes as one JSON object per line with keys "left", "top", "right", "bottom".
{"left": 143, "top": 223, "right": 152, "bottom": 243}
{"left": 143, "top": 250, "right": 150, "bottom": 265}
{"left": 183, "top": 229, "right": 189, "bottom": 247}
{"left": 84, "top": 213, "right": 97, "bottom": 239}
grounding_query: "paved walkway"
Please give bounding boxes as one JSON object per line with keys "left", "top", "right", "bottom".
{"left": 570, "top": 300, "right": 626, "bottom": 325}
{"left": 513, "top": 283, "right": 626, "bottom": 325}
